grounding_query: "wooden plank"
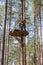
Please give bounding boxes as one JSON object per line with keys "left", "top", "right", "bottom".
{"left": 9, "top": 29, "right": 28, "bottom": 37}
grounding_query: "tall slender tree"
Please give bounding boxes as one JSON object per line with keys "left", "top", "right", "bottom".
{"left": 39, "top": 0, "right": 42, "bottom": 64}
{"left": 21, "top": 0, "right": 26, "bottom": 65}
{"left": 34, "top": 0, "right": 39, "bottom": 65}
{"left": 18, "top": 43, "right": 21, "bottom": 65}
{"left": 7, "top": 0, "right": 12, "bottom": 65}
{"left": 1, "top": 0, "right": 8, "bottom": 65}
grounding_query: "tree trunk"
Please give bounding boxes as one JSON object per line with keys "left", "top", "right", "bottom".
{"left": 1, "top": 0, "right": 7, "bottom": 65}
{"left": 21, "top": 0, "right": 26, "bottom": 65}
{"left": 18, "top": 43, "right": 21, "bottom": 65}
{"left": 28, "top": 50, "right": 30, "bottom": 65}
{"left": 39, "top": 0, "right": 42, "bottom": 64}
{"left": 6, "top": 1, "right": 12, "bottom": 65}
{"left": 34, "top": 0, "right": 39, "bottom": 65}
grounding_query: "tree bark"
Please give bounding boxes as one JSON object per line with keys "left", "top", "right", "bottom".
{"left": 39, "top": 0, "right": 42, "bottom": 64}
{"left": 34, "top": 0, "right": 39, "bottom": 65}
{"left": 18, "top": 43, "right": 21, "bottom": 65}
{"left": 1, "top": 0, "right": 7, "bottom": 65}
{"left": 21, "top": 0, "right": 26, "bottom": 65}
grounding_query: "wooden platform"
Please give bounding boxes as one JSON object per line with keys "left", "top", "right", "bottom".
{"left": 9, "top": 29, "right": 29, "bottom": 37}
